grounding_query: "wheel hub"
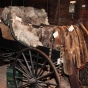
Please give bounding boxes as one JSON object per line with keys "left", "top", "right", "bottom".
{"left": 29, "top": 78, "right": 37, "bottom": 84}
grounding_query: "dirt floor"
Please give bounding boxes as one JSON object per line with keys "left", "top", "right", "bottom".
{"left": 0, "top": 60, "right": 10, "bottom": 88}
{"left": 83, "top": 86, "right": 88, "bottom": 88}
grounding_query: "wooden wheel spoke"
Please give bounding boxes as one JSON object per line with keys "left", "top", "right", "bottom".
{"left": 38, "top": 70, "right": 45, "bottom": 77}
{"left": 37, "top": 71, "right": 54, "bottom": 80}
{"left": 38, "top": 80, "right": 58, "bottom": 86}
{"left": 18, "top": 83, "right": 30, "bottom": 88}
{"left": 37, "top": 61, "right": 48, "bottom": 77}
{"left": 36, "top": 84, "right": 42, "bottom": 88}
{"left": 37, "top": 83, "right": 47, "bottom": 88}
{"left": 15, "top": 76, "right": 28, "bottom": 82}
{"left": 35, "top": 53, "right": 39, "bottom": 76}
{"left": 15, "top": 67, "right": 30, "bottom": 79}
{"left": 22, "top": 53, "right": 33, "bottom": 76}
{"left": 17, "top": 59, "right": 32, "bottom": 78}
{"left": 28, "top": 50, "right": 35, "bottom": 76}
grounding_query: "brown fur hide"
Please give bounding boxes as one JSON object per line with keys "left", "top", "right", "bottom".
{"left": 54, "top": 26, "right": 88, "bottom": 75}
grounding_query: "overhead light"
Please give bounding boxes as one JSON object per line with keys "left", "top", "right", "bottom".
{"left": 82, "top": 5, "right": 86, "bottom": 8}
{"left": 70, "top": 1, "right": 76, "bottom": 4}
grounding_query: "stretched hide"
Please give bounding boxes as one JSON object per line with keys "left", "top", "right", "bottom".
{"left": 0, "top": 22, "right": 14, "bottom": 40}
{"left": 1, "top": 6, "right": 88, "bottom": 75}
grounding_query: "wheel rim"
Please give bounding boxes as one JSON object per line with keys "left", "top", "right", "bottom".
{"left": 13, "top": 48, "right": 60, "bottom": 88}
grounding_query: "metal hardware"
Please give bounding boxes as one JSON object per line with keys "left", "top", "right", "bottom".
{"left": 69, "top": 1, "right": 76, "bottom": 19}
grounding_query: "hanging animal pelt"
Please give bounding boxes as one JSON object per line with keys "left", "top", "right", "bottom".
{"left": 54, "top": 26, "right": 88, "bottom": 75}
{"left": 1, "top": 6, "right": 49, "bottom": 25}
{"left": 1, "top": 6, "right": 88, "bottom": 75}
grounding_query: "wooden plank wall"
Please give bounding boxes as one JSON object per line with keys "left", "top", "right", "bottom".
{"left": 48, "top": 0, "right": 88, "bottom": 25}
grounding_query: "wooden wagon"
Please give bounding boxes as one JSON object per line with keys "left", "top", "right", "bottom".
{"left": 0, "top": 6, "right": 88, "bottom": 88}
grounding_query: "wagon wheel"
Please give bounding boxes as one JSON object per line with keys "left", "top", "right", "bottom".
{"left": 13, "top": 48, "right": 60, "bottom": 88}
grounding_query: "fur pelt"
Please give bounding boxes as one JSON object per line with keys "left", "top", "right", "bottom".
{"left": 54, "top": 26, "right": 88, "bottom": 75}
{"left": 1, "top": 6, "right": 49, "bottom": 25}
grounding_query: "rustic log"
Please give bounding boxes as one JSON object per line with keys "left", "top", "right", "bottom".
{"left": 78, "top": 21, "right": 88, "bottom": 35}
